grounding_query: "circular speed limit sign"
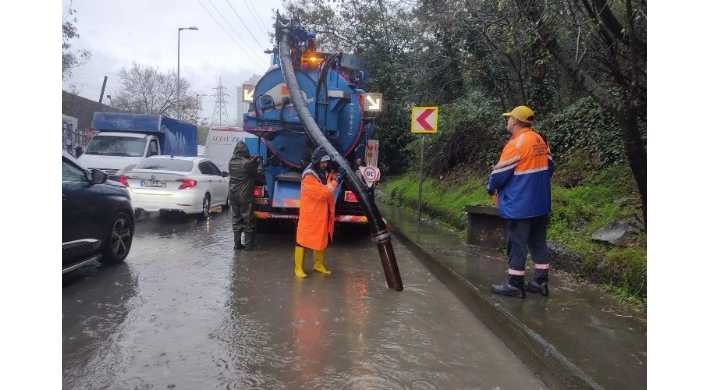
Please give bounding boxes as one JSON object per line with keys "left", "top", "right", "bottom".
{"left": 361, "top": 166, "right": 381, "bottom": 182}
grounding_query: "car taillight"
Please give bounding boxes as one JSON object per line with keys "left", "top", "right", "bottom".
{"left": 178, "top": 178, "right": 197, "bottom": 190}
{"left": 254, "top": 186, "right": 264, "bottom": 197}
{"left": 119, "top": 175, "right": 130, "bottom": 187}
{"left": 344, "top": 190, "right": 358, "bottom": 202}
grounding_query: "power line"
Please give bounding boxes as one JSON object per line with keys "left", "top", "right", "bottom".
{"left": 195, "top": 0, "right": 264, "bottom": 67}
{"left": 208, "top": 0, "right": 264, "bottom": 59}
{"left": 236, "top": 0, "right": 270, "bottom": 40}
{"left": 225, "top": 0, "right": 268, "bottom": 45}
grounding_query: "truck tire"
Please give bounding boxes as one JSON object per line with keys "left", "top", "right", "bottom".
{"left": 99, "top": 211, "right": 133, "bottom": 265}
{"left": 200, "top": 194, "right": 211, "bottom": 219}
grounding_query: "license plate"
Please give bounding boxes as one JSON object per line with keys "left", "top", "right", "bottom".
{"left": 255, "top": 197, "right": 268, "bottom": 205}
{"left": 140, "top": 180, "right": 166, "bottom": 188}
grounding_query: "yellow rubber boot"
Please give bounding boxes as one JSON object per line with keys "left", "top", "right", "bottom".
{"left": 294, "top": 246, "right": 307, "bottom": 278}
{"left": 313, "top": 249, "right": 331, "bottom": 275}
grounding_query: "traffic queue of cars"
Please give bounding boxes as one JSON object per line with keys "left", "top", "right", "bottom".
{"left": 62, "top": 152, "right": 229, "bottom": 274}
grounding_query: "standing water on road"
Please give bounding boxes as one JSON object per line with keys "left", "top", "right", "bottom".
{"left": 63, "top": 210, "right": 545, "bottom": 389}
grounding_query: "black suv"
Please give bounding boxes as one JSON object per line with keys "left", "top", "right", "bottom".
{"left": 62, "top": 151, "right": 135, "bottom": 273}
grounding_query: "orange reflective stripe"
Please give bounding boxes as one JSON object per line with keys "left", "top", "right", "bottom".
{"left": 534, "top": 263, "right": 550, "bottom": 269}
{"left": 508, "top": 269, "right": 526, "bottom": 276}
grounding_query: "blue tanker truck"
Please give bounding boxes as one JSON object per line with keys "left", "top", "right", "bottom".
{"left": 242, "top": 17, "right": 382, "bottom": 227}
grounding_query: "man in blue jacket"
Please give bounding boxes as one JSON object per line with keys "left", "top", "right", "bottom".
{"left": 487, "top": 106, "right": 554, "bottom": 298}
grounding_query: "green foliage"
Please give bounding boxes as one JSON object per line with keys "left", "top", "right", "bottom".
{"left": 383, "top": 171, "right": 493, "bottom": 231}
{"left": 536, "top": 95, "right": 647, "bottom": 171}
{"left": 602, "top": 247, "right": 647, "bottom": 294}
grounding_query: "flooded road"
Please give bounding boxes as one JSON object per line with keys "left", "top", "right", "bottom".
{"left": 62, "top": 209, "right": 545, "bottom": 389}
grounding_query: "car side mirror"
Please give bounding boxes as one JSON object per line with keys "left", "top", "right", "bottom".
{"left": 222, "top": 171, "right": 229, "bottom": 177}
{"left": 89, "top": 168, "right": 108, "bottom": 184}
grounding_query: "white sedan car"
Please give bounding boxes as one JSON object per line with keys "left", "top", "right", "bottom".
{"left": 119, "top": 156, "right": 230, "bottom": 218}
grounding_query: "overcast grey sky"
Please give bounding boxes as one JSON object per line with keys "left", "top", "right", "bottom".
{"left": 62, "top": 0, "right": 286, "bottom": 123}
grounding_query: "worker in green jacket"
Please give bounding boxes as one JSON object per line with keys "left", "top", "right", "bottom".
{"left": 228, "top": 140, "right": 265, "bottom": 251}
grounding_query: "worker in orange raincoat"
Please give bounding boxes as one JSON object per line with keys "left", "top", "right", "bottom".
{"left": 294, "top": 146, "right": 347, "bottom": 278}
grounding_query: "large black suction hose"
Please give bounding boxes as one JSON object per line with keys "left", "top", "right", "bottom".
{"left": 277, "top": 18, "right": 403, "bottom": 291}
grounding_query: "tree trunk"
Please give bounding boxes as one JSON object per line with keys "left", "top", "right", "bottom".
{"left": 514, "top": 0, "right": 647, "bottom": 227}
{"left": 617, "top": 101, "right": 647, "bottom": 227}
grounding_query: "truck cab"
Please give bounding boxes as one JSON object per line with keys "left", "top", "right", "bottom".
{"left": 77, "top": 112, "right": 199, "bottom": 181}
{"left": 78, "top": 132, "right": 161, "bottom": 180}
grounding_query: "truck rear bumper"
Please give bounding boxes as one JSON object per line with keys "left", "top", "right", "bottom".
{"left": 335, "top": 215, "right": 368, "bottom": 223}
{"left": 254, "top": 211, "right": 297, "bottom": 220}
{"left": 254, "top": 211, "right": 368, "bottom": 223}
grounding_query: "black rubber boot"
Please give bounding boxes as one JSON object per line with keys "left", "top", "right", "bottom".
{"left": 491, "top": 282, "right": 525, "bottom": 298}
{"left": 491, "top": 276, "right": 526, "bottom": 298}
{"left": 524, "top": 280, "right": 549, "bottom": 296}
{"left": 234, "top": 231, "right": 245, "bottom": 250}
{"left": 244, "top": 233, "right": 261, "bottom": 251}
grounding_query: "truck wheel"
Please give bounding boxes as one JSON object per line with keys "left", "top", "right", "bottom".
{"left": 99, "top": 211, "right": 133, "bottom": 265}
{"left": 201, "top": 194, "right": 211, "bottom": 219}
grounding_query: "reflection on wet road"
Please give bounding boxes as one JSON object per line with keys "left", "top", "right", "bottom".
{"left": 63, "top": 210, "right": 545, "bottom": 389}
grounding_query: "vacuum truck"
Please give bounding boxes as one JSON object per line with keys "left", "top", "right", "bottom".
{"left": 242, "top": 16, "right": 382, "bottom": 227}
{"left": 242, "top": 13, "right": 402, "bottom": 291}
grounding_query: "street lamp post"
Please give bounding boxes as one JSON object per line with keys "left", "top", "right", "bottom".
{"left": 194, "top": 93, "right": 208, "bottom": 124}
{"left": 177, "top": 26, "right": 199, "bottom": 121}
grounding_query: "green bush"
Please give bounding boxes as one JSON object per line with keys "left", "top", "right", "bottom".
{"left": 537, "top": 96, "right": 646, "bottom": 169}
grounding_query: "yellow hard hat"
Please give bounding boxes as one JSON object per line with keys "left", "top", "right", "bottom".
{"left": 502, "top": 106, "right": 535, "bottom": 123}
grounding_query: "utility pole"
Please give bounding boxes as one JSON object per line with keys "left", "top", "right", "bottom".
{"left": 236, "top": 86, "right": 240, "bottom": 126}
{"left": 98, "top": 76, "right": 108, "bottom": 104}
{"left": 177, "top": 26, "right": 199, "bottom": 120}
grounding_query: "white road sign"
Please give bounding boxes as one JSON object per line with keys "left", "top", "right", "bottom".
{"left": 364, "top": 93, "right": 382, "bottom": 112}
{"left": 242, "top": 84, "right": 255, "bottom": 103}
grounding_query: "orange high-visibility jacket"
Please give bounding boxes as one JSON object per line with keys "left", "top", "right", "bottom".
{"left": 486, "top": 127, "right": 554, "bottom": 219}
{"left": 296, "top": 166, "right": 339, "bottom": 250}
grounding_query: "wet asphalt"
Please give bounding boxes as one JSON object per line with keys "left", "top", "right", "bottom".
{"left": 62, "top": 209, "right": 546, "bottom": 389}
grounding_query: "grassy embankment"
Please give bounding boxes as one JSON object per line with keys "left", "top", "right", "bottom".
{"left": 378, "top": 162, "right": 647, "bottom": 308}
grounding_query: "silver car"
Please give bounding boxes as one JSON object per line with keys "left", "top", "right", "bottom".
{"left": 119, "top": 156, "right": 230, "bottom": 218}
